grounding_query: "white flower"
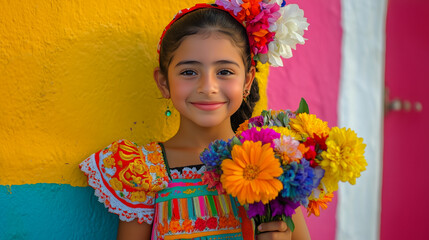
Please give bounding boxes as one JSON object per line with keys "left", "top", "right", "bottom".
{"left": 264, "top": 0, "right": 284, "bottom": 6}
{"left": 267, "top": 4, "right": 309, "bottom": 66}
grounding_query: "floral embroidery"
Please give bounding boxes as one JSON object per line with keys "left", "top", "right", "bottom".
{"left": 195, "top": 218, "right": 207, "bottom": 231}
{"left": 130, "top": 191, "right": 147, "bottom": 202}
{"left": 79, "top": 140, "right": 169, "bottom": 225}
{"left": 170, "top": 219, "right": 182, "bottom": 233}
{"left": 206, "top": 217, "right": 218, "bottom": 229}
{"left": 170, "top": 165, "right": 206, "bottom": 179}
{"left": 182, "top": 219, "right": 193, "bottom": 233}
{"left": 109, "top": 177, "right": 123, "bottom": 191}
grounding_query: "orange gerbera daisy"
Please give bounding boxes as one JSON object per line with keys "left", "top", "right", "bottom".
{"left": 306, "top": 193, "right": 334, "bottom": 217}
{"left": 221, "top": 141, "right": 283, "bottom": 205}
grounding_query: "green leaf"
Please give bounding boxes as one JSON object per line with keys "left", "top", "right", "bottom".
{"left": 231, "top": 136, "right": 242, "bottom": 146}
{"left": 296, "top": 98, "right": 309, "bottom": 114}
{"left": 284, "top": 216, "right": 295, "bottom": 232}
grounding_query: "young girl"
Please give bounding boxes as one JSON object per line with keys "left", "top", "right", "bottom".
{"left": 80, "top": 1, "right": 311, "bottom": 239}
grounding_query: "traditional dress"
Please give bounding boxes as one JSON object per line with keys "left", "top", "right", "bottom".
{"left": 80, "top": 139, "right": 254, "bottom": 240}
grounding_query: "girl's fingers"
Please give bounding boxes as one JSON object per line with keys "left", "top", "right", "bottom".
{"left": 258, "top": 221, "right": 288, "bottom": 232}
{"left": 257, "top": 229, "right": 292, "bottom": 240}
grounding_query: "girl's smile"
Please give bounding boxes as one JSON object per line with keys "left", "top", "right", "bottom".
{"left": 189, "top": 101, "right": 227, "bottom": 111}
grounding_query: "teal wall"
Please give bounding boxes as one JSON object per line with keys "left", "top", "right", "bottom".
{"left": 0, "top": 184, "right": 118, "bottom": 239}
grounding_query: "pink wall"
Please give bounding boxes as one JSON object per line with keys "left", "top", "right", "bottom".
{"left": 267, "top": 0, "right": 342, "bottom": 239}
{"left": 381, "top": 0, "right": 429, "bottom": 239}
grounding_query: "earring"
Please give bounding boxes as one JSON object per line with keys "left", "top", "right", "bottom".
{"left": 243, "top": 89, "right": 250, "bottom": 103}
{"left": 165, "top": 100, "right": 172, "bottom": 117}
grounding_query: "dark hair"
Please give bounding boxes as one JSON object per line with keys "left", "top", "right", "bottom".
{"left": 159, "top": 7, "right": 260, "bottom": 131}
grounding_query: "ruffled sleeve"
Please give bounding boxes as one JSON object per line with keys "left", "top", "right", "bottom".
{"left": 79, "top": 139, "right": 169, "bottom": 224}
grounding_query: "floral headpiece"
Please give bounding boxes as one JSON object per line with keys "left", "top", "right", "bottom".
{"left": 158, "top": 0, "right": 309, "bottom": 67}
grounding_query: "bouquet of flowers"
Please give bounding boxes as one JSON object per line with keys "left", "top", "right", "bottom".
{"left": 200, "top": 98, "right": 367, "bottom": 231}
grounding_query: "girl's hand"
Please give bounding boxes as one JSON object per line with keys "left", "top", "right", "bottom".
{"left": 257, "top": 221, "right": 292, "bottom": 240}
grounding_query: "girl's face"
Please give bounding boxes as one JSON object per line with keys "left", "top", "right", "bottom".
{"left": 157, "top": 32, "right": 254, "bottom": 129}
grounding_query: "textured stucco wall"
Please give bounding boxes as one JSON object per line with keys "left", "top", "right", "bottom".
{"left": 0, "top": 0, "right": 268, "bottom": 187}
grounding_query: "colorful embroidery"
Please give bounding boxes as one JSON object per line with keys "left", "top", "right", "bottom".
{"left": 153, "top": 177, "right": 245, "bottom": 240}
{"left": 79, "top": 140, "right": 169, "bottom": 224}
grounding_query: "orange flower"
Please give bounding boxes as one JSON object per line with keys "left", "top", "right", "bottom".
{"left": 170, "top": 219, "right": 182, "bottom": 233}
{"left": 238, "top": 0, "right": 263, "bottom": 22}
{"left": 306, "top": 193, "right": 334, "bottom": 217}
{"left": 235, "top": 119, "right": 250, "bottom": 136}
{"left": 145, "top": 142, "right": 159, "bottom": 152}
{"left": 221, "top": 141, "right": 283, "bottom": 205}
{"left": 148, "top": 151, "right": 163, "bottom": 164}
{"left": 157, "top": 221, "right": 169, "bottom": 236}
{"left": 182, "top": 219, "right": 193, "bottom": 233}
{"left": 218, "top": 216, "right": 227, "bottom": 229}
{"left": 226, "top": 214, "right": 240, "bottom": 228}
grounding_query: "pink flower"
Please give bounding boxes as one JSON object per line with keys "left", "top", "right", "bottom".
{"left": 240, "top": 128, "right": 280, "bottom": 148}
{"left": 202, "top": 170, "right": 225, "bottom": 194}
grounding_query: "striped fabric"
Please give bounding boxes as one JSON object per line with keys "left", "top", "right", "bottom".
{"left": 152, "top": 178, "right": 247, "bottom": 240}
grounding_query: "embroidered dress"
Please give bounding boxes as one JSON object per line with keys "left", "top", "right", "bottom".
{"left": 80, "top": 139, "right": 254, "bottom": 240}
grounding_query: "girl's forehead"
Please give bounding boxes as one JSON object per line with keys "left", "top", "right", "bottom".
{"left": 170, "top": 33, "right": 244, "bottom": 66}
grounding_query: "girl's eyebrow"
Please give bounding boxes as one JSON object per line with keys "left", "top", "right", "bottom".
{"left": 175, "top": 60, "right": 240, "bottom": 68}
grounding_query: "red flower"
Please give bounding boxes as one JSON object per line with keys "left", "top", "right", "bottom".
{"left": 195, "top": 218, "right": 207, "bottom": 231}
{"left": 206, "top": 217, "right": 218, "bottom": 229}
{"left": 237, "top": 0, "right": 263, "bottom": 22}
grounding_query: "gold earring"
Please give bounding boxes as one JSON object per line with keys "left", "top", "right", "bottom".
{"left": 243, "top": 89, "right": 249, "bottom": 103}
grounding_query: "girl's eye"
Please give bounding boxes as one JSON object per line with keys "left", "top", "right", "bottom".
{"left": 218, "top": 69, "right": 233, "bottom": 76}
{"left": 180, "top": 70, "right": 197, "bottom": 76}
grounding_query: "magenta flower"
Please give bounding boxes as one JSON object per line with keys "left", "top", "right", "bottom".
{"left": 251, "top": 2, "right": 281, "bottom": 29}
{"left": 240, "top": 128, "right": 281, "bottom": 148}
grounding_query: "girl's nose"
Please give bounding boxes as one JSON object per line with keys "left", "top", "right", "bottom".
{"left": 198, "top": 73, "right": 218, "bottom": 95}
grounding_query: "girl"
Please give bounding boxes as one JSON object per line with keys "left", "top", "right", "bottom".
{"left": 80, "top": 1, "right": 311, "bottom": 239}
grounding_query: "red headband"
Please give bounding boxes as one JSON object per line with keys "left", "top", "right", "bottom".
{"left": 157, "top": 3, "right": 255, "bottom": 66}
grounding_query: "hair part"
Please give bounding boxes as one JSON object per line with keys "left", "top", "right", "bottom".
{"left": 158, "top": 7, "right": 260, "bottom": 131}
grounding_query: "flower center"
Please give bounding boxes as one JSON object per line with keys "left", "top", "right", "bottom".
{"left": 243, "top": 165, "right": 260, "bottom": 180}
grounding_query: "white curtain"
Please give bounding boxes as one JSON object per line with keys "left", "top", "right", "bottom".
{"left": 337, "top": 0, "right": 387, "bottom": 239}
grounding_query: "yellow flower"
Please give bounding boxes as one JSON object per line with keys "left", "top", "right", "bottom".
{"left": 320, "top": 127, "right": 367, "bottom": 192}
{"left": 263, "top": 126, "right": 302, "bottom": 141}
{"left": 103, "top": 156, "right": 115, "bottom": 169}
{"left": 129, "top": 159, "right": 148, "bottom": 175}
{"left": 130, "top": 191, "right": 147, "bottom": 202}
{"left": 306, "top": 193, "right": 334, "bottom": 217}
{"left": 109, "top": 177, "right": 123, "bottom": 191}
{"left": 221, "top": 141, "right": 283, "bottom": 205}
{"left": 289, "top": 113, "right": 330, "bottom": 140}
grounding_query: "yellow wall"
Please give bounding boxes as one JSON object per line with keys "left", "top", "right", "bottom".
{"left": 0, "top": 0, "right": 268, "bottom": 186}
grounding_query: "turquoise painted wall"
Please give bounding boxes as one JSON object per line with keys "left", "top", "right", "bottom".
{"left": 0, "top": 184, "right": 117, "bottom": 239}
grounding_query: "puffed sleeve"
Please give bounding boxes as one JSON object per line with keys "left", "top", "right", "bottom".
{"left": 79, "top": 139, "right": 169, "bottom": 224}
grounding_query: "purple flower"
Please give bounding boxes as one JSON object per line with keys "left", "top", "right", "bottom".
{"left": 270, "top": 195, "right": 300, "bottom": 217}
{"left": 248, "top": 116, "right": 264, "bottom": 127}
{"left": 240, "top": 128, "right": 281, "bottom": 148}
{"left": 215, "top": 0, "right": 243, "bottom": 15}
{"left": 247, "top": 201, "right": 267, "bottom": 218}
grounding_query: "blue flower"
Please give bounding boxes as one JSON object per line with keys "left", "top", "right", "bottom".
{"left": 200, "top": 140, "right": 231, "bottom": 170}
{"left": 279, "top": 159, "right": 319, "bottom": 207}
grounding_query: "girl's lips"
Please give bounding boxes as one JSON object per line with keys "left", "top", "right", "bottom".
{"left": 191, "top": 102, "right": 226, "bottom": 111}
